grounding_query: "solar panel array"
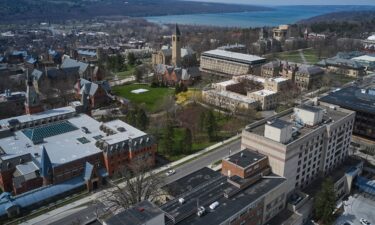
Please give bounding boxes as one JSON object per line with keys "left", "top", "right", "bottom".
{"left": 22, "top": 121, "right": 78, "bottom": 144}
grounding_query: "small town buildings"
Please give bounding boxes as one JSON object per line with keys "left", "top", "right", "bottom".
{"left": 317, "top": 57, "right": 366, "bottom": 78}
{"left": 152, "top": 25, "right": 196, "bottom": 67}
{"left": 74, "top": 79, "right": 112, "bottom": 109}
{"left": 261, "top": 61, "right": 281, "bottom": 78}
{"left": 217, "top": 43, "right": 246, "bottom": 53}
{"left": 363, "top": 34, "right": 375, "bottom": 53}
{"left": 261, "top": 61, "right": 324, "bottom": 91}
{"left": 273, "top": 25, "right": 291, "bottom": 42}
{"left": 294, "top": 65, "right": 325, "bottom": 90}
{"left": 251, "top": 28, "right": 282, "bottom": 55}
{"left": 351, "top": 55, "right": 375, "bottom": 71}
{"left": 0, "top": 90, "right": 25, "bottom": 119}
{"left": 154, "top": 64, "right": 200, "bottom": 86}
{"left": 200, "top": 49, "right": 266, "bottom": 77}
{"left": 320, "top": 81, "right": 375, "bottom": 141}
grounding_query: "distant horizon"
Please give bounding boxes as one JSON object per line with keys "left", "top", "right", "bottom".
{"left": 188, "top": 0, "right": 375, "bottom": 6}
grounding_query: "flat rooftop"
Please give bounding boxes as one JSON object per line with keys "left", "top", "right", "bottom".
{"left": 202, "top": 49, "right": 266, "bottom": 65}
{"left": 164, "top": 167, "right": 220, "bottom": 197}
{"left": 204, "top": 89, "right": 256, "bottom": 104}
{"left": 246, "top": 104, "right": 352, "bottom": 145}
{"left": 105, "top": 200, "right": 164, "bottom": 225}
{"left": 320, "top": 84, "right": 375, "bottom": 114}
{"left": 224, "top": 149, "right": 266, "bottom": 168}
{"left": 250, "top": 89, "right": 276, "bottom": 97}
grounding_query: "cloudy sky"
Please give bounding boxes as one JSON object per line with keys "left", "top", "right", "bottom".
{"left": 190, "top": 0, "right": 375, "bottom": 5}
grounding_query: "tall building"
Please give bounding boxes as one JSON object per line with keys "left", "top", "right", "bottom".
{"left": 172, "top": 24, "right": 182, "bottom": 67}
{"left": 241, "top": 103, "right": 355, "bottom": 191}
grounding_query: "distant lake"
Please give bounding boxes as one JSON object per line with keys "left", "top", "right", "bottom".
{"left": 145, "top": 5, "right": 375, "bottom": 28}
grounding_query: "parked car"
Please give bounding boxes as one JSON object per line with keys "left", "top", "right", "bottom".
{"left": 165, "top": 169, "right": 176, "bottom": 176}
{"left": 197, "top": 206, "right": 206, "bottom": 217}
{"left": 360, "top": 218, "right": 371, "bottom": 225}
{"left": 209, "top": 201, "right": 219, "bottom": 210}
{"left": 178, "top": 198, "right": 185, "bottom": 204}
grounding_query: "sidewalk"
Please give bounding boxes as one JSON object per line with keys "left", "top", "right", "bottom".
{"left": 20, "top": 134, "right": 241, "bottom": 225}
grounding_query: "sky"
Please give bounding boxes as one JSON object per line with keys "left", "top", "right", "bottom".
{"left": 189, "top": 0, "right": 375, "bottom": 5}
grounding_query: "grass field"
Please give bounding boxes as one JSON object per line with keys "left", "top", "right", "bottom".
{"left": 113, "top": 84, "right": 173, "bottom": 112}
{"left": 115, "top": 65, "right": 136, "bottom": 79}
{"left": 270, "top": 49, "right": 321, "bottom": 64}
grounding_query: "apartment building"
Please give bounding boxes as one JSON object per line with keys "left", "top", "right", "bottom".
{"left": 241, "top": 103, "right": 355, "bottom": 191}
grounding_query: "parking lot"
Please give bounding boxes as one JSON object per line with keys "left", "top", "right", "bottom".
{"left": 335, "top": 193, "right": 375, "bottom": 225}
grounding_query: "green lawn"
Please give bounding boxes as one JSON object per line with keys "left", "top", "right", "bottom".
{"left": 113, "top": 84, "right": 173, "bottom": 112}
{"left": 271, "top": 49, "right": 321, "bottom": 64}
{"left": 159, "top": 127, "right": 216, "bottom": 162}
{"left": 115, "top": 65, "right": 136, "bottom": 79}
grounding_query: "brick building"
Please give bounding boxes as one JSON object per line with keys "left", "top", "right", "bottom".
{"left": 0, "top": 104, "right": 156, "bottom": 195}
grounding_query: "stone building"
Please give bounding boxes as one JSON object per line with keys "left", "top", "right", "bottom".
{"left": 317, "top": 57, "right": 366, "bottom": 78}
{"left": 154, "top": 64, "right": 200, "bottom": 86}
{"left": 294, "top": 65, "right": 325, "bottom": 91}
{"left": 200, "top": 49, "right": 266, "bottom": 77}
{"left": 152, "top": 25, "right": 196, "bottom": 67}
{"left": 273, "top": 25, "right": 291, "bottom": 42}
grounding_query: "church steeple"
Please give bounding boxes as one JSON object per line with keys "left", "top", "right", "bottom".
{"left": 172, "top": 24, "right": 181, "bottom": 67}
{"left": 25, "top": 70, "right": 43, "bottom": 114}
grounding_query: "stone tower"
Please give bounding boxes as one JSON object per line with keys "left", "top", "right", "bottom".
{"left": 25, "top": 70, "right": 43, "bottom": 115}
{"left": 172, "top": 24, "right": 181, "bottom": 67}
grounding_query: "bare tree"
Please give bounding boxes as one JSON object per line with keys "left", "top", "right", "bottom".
{"left": 103, "top": 161, "right": 165, "bottom": 212}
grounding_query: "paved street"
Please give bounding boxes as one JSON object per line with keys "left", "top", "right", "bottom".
{"left": 21, "top": 139, "right": 241, "bottom": 225}
{"left": 335, "top": 194, "right": 375, "bottom": 225}
{"left": 165, "top": 139, "right": 241, "bottom": 183}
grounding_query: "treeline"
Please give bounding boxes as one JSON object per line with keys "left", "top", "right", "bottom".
{"left": 0, "top": 0, "right": 271, "bottom": 24}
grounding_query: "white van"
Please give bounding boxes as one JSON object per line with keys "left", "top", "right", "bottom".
{"left": 178, "top": 198, "right": 185, "bottom": 204}
{"left": 209, "top": 201, "right": 219, "bottom": 210}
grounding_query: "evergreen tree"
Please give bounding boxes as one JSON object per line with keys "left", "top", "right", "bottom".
{"left": 161, "top": 115, "right": 174, "bottom": 155}
{"left": 127, "top": 107, "right": 138, "bottom": 126}
{"left": 135, "top": 67, "right": 143, "bottom": 82}
{"left": 205, "top": 110, "right": 218, "bottom": 141}
{"left": 199, "top": 112, "right": 206, "bottom": 132}
{"left": 136, "top": 108, "right": 149, "bottom": 131}
{"left": 127, "top": 52, "right": 136, "bottom": 66}
{"left": 314, "top": 178, "right": 336, "bottom": 224}
{"left": 182, "top": 128, "right": 192, "bottom": 154}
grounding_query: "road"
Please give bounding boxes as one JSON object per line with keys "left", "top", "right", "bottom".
{"left": 165, "top": 139, "right": 241, "bottom": 183}
{"left": 25, "top": 139, "right": 241, "bottom": 225}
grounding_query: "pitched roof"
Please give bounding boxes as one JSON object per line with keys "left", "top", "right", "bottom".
{"left": 61, "top": 58, "right": 89, "bottom": 75}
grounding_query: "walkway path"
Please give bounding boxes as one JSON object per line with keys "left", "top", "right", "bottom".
{"left": 298, "top": 49, "right": 307, "bottom": 64}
